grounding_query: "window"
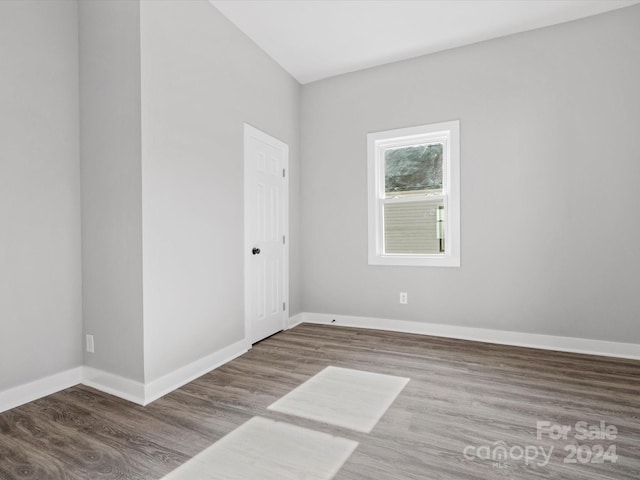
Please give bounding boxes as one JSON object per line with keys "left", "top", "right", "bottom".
{"left": 367, "top": 121, "right": 460, "bottom": 267}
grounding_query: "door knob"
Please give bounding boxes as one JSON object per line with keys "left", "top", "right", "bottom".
{"left": 252, "top": 247, "right": 261, "bottom": 255}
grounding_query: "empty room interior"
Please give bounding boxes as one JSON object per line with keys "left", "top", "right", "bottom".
{"left": 1, "top": 0, "right": 640, "bottom": 479}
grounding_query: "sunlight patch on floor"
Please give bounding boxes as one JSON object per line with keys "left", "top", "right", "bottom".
{"left": 268, "top": 366, "right": 410, "bottom": 433}
{"left": 161, "top": 416, "right": 358, "bottom": 480}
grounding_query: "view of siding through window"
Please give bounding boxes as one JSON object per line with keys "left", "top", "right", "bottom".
{"left": 384, "top": 144, "right": 444, "bottom": 254}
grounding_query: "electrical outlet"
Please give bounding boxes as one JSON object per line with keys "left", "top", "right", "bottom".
{"left": 86, "top": 334, "right": 94, "bottom": 353}
{"left": 400, "top": 292, "right": 408, "bottom": 304}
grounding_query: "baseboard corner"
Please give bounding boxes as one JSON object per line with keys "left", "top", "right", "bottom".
{"left": 0, "top": 367, "right": 83, "bottom": 414}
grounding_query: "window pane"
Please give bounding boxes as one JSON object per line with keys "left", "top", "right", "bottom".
{"left": 384, "top": 200, "right": 445, "bottom": 254}
{"left": 384, "top": 144, "right": 442, "bottom": 196}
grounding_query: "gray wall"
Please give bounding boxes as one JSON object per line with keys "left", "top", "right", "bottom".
{"left": 0, "top": 0, "right": 82, "bottom": 390}
{"left": 79, "top": 0, "right": 145, "bottom": 382}
{"left": 139, "top": 1, "right": 301, "bottom": 382}
{"left": 3, "top": 0, "right": 636, "bottom": 399}
{"left": 78, "top": 0, "right": 300, "bottom": 385}
{"left": 300, "top": 6, "right": 640, "bottom": 343}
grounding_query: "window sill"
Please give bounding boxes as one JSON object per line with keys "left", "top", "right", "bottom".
{"left": 368, "top": 253, "right": 460, "bottom": 267}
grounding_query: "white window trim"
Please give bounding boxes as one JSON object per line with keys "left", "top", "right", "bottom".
{"left": 367, "top": 120, "right": 460, "bottom": 267}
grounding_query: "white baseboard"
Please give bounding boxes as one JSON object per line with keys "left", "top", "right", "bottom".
{"left": 2, "top": 340, "right": 249, "bottom": 412}
{"left": 144, "top": 339, "right": 247, "bottom": 405}
{"left": 82, "top": 367, "right": 146, "bottom": 406}
{"left": 287, "top": 312, "right": 305, "bottom": 329}
{"left": 0, "top": 367, "right": 83, "bottom": 414}
{"left": 300, "top": 312, "right": 640, "bottom": 360}
{"left": 5, "top": 317, "right": 636, "bottom": 414}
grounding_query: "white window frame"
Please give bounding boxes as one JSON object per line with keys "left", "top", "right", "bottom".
{"left": 367, "top": 120, "right": 460, "bottom": 267}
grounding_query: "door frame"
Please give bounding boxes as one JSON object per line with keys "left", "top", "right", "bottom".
{"left": 243, "top": 123, "right": 289, "bottom": 348}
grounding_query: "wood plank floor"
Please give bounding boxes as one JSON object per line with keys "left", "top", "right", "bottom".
{"left": 1, "top": 324, "right": 639, "bottom": 479}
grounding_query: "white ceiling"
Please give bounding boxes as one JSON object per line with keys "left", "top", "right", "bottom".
{"left": 210, "top": 0, "right": 639, "bottom": 84}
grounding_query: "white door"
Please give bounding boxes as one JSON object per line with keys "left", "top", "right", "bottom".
{"left": 244, "top": 124, "right": 289, "bottom": 344}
